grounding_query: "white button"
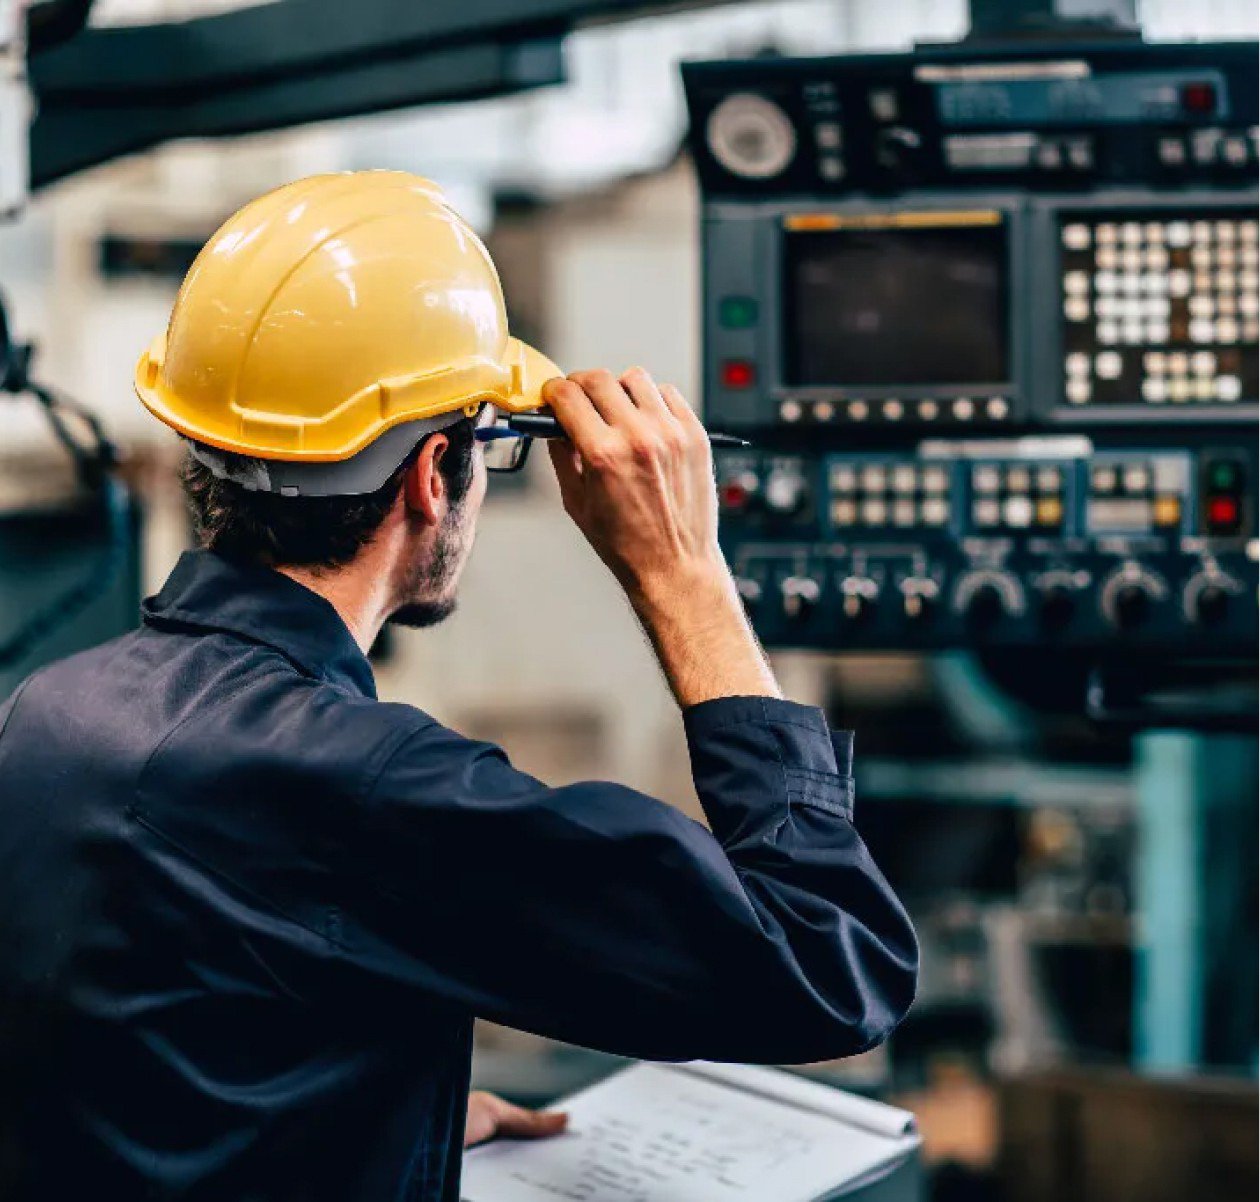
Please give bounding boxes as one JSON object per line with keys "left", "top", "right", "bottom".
{"left": 1037, "top": 466, "right": 1062, "bottom": 491}
{"left": 974, "top": 465, "right": 1001, "bottom": 493}
{"left": 1003, "top": 496, "right": 1034, "bottom": 528}
{"left": 1145, "top": 352, "right": 1166, "bottom": 374}
{"left": 1240, "top": 292, "right": 1259, "bottom": 316}
{"left": 1191, "top": 246, "right": 1213, "bottom": 269}
{"left": 781, "top": 400, "right": 803, "bottom": 422}
{"left": 1193, "top": 221, "right": 1213, "bottom": 242}
{"left": 1122, "top": 249, "right": 1143, "bottom": 273}
{"left": 892, "top": 466, "right": 917, "bottom": 493}
{"left": 849, "top": 400, "right": 869, "bottom": 420}
{"left": 1097, "top": 223, "right": 1117, "bottom": 243}
{"left": 986, "top": 397, "right": 1009, "bottom": 419}
{"left": 1097, "top": 247, "right": 1118, "bottom": 270}
{"left": 1097, "top": 321, "right": 1119, "bottom": 344}
{"left": 1218, "top": 293, "right": 1237, "bottom": 314}
{"left": 861, "top": 499, "right": 887, "bottom": 525}
{"left": 831, "top": 499, "right": 858, "bottom": 526}
{"left": 883, "top": 400, "right": 904, "bottom": 420}
{"left": 1217, "top": 318, "right": 1239, "bottom": 343}
{"left": 1123, "top": 465, "right": 1149, "bottom": 492}
{"left": 1241, "top": 270, "right": 1258, "bottom": 291}
{"left": 893, "top": 500, "right": 916, "bottom": 527}
{"left": 1216, "top": 220, "right": 1236, "bottom": 241}
{"left": 1122, "top": 222, "right": 1142, "bottom": 244}
{"left": 813, "top": 401, "right": 835, "bottom": 422}
{"left": 921, "top": 498, "right": 949, "bottom": 526}
{"left": 1007, "top": 467, "right": 1031, "bottom": 493}
{"left": 1141, "top": 272, "right": 1166, "bottom": 295}
{"left": 815, "top": 122, "right": 842, "bottom": 149}
{"left": 1167, "top": 222, "right": 1192, "bottom": 247}
{"left": 831, "top": 465, "right": 857, "bottom": 491}
{"left": 1064, "top": 271, "right": 1090, "bottom": 294}
{"left": 1243, "top": 319, "right": 1259, "bottom": 341}
{"left": 1122, "top": 273, "right": 1143, "bottom": 294}
{"left": 954, "top": 398, "right": 975, "bottom": 420}
{"left": 1168, "top": 270, "right": 1191, "bottom": 296}
{"left": 1217, "top": 269, "right": 1236, "bottom": 290}
{"left": 1189, "top": 295, "right": 1215, "bottom": 317}
{"left": 1142, "top": 377, "right": 1168, "bottom": 402}
{"left": 1144, "top": 295, "right": 1171, "bottom": 317}
{"left": 1170, "top": 378, "right": 1191, "bottom": 401}
{"left": 922, "top": 467, "right": 949, "bottom": 494}
{"left": 1122, "top": 321, "right": 1144, "bottom": 344}
{"left": 1092, "top": 466, "right": 1117, "bottom": 492}
{"left": 819, "top": 157, "right": 845, "bottom": 181}
{"left": 1066, "top": 351, "right": 1090, "bottom": 376}
{"left": 1063, "top": 223, "right": 1091, "bottom": 250}
{"left": 1145, "top": 321, "right": 1169, "bottom": 343}
{"left": 1218, "top": 247, "right": 1237, "bottom": 268}
{"left": 1096, "top": 297, "right": 1119, "bottom": 319}
{"left": 1216, "top": 375, "right": 1242, "bottom": 401}
{"left": 1169, "top": 353, "right": 1189, "bottom": 374}
{"left": 1094, "top": 270, "right": 1117, "bottom": 293}
{"left": 973, "top": 499, "right": 1000, "bottom": 527}
{"left": 1096, "top": 351, "right": 1123, "bottom": 379}
{"left": 1190, "top": 351, "right": 1215, "bottom": 376}
{"left": 1190, "top": 318, "right": 1214, "bottom": 343}
{"left": 861, "top": 465, "right": 887, "bottom": 491}
{"left": 1194, "top": 377, "right": 1215, "bottom": 400}
{"left": 1067, "top": 379, "right": 1092, "bottom": 404}
{"left": 1144, "top": 246, "right": 1169, "bottom": 270}
{"left": 1117, "top": 297, "right": 1142, "bottom": 321}
{"left": 1064, "top": 297, "right": 1091, "bottom": 322}
{"left": 918, "top": 400, "right": 940, "bottom": 420}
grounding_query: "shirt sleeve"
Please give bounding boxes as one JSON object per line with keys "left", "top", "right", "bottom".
{"left": 341, "top": 695, "right": 918, "bottom": 1065}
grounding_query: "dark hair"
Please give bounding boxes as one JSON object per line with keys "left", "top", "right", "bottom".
{"left": 182, "top": 418, "right": 477, "bottom": 569}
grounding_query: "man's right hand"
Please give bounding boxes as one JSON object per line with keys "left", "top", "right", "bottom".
{"left": 544, "top": 369, "right": 780, "bottom": 708}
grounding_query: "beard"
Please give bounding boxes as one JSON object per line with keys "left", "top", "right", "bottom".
{"left": 386, "top": 504, "right": 471, "bottom": 630}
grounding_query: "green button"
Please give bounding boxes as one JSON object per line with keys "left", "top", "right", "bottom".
{"left": 1209, "top": 460, "right": 1241, "bottom": 491}
{"left": 719, "top": 296, "right": 758, "bottom": 329}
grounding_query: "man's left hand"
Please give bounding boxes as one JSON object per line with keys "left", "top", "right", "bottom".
{"left": 464, "top": 1090, "right": 569, "bottom": 1148}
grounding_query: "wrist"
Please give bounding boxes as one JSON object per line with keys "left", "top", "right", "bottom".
{"left": 627, "top": 549, "right": 734, "bottom": 622}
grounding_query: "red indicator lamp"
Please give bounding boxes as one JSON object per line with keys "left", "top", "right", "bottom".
{"left": 721, "top": 480, "right": 750, "bottom": 510}
{"left": 1206, "top": 495, "right": 1241, "bottom": 532}
{"left": 1180, "top": 81, "right": 1217, "bottom": 115}
{"left": 721, "top": 359, "right": 756, "bottom": 389}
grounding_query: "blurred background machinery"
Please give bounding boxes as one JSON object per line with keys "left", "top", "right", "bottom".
{"left": 1, "top": 2, "right": 1257, "bottom": 1200}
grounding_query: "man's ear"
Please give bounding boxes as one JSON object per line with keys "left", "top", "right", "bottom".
{"left": 403, "top": 434, "right": 450, "bottom": 526}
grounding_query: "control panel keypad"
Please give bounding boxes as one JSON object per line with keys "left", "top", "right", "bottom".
{"left": 970, "top": 462, "right": 1067, "bottom": 532}
{"left": 828, "top": 460, "right": 951, "bottom": 529}
{"left": 1088, "top": 453, "right": 1189, "bottom": 534}
{"left": 1061, "top": 211, "right": 1259, "bottom": 408}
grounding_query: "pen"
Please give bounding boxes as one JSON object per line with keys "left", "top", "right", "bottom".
{"left": 506, "top": 413, "right": 751, "bottom": 448}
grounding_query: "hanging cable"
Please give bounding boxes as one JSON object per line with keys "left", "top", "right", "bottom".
{"left": 1, "top": 292, "right": 128, "bottom": 671}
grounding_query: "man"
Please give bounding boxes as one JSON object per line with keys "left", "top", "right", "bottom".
{"left": 0, "top": 172, "right": 916, "bottom": 1201}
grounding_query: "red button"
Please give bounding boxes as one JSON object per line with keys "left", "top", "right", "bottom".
{"left": 1207, "top": 495, "right": 1240, "bottom": 530}
{"left": 1180, "top": 82, "right": 1217, "bottom": 115}
{"left": 721, "top": 359, "right": 756, "bottom": 389}
{"left": 721, "top": 480, "right": 750, "bottom": 510}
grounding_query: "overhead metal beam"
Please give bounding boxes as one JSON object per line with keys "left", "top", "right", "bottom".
{"left": 27, "top": 0, "right": 737, "bottom": 189}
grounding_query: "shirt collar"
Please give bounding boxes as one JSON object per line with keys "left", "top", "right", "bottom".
{"left": 142, "top": 549, "right": 378, "bottom": 699}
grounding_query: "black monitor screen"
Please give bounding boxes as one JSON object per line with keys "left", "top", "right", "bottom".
{"left": 782, "top": 219, "right": 1010, "bottom": 387}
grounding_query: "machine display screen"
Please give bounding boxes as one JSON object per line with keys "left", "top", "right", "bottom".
{"left": 782, "top": 216, "right": 1010, "bottom": 388}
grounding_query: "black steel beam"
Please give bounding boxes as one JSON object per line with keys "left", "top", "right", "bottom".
{"left": 27, "top": 0, "right": 735, "bottom": 189}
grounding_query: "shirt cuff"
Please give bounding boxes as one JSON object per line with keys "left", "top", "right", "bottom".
{"left": 683, "top": 696, "right": 856, "bottom": 828}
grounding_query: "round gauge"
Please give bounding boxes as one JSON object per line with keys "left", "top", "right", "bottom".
{"left": 705, "top": 93, "right": 797, "bottom": 180}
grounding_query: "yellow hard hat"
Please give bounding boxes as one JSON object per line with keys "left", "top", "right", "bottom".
{"left": 135, "top": 171, "right": 561, "bottom": 473}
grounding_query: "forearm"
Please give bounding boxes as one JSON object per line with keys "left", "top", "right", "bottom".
{"left": 630, "top": 553, "right": 781, "bottom": 708}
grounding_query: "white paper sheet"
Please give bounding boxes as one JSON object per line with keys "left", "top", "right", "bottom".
{"left": 461, "top": 1063, "right": 918, "bottom": 1202}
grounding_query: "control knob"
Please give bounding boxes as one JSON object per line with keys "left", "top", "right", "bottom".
{"left": 839, "top": 576, "right": 879, "bottom": 624}
{"left": 781, "top": 575, "right": 822, "bottom": 622}
{"left": 1184, "top": 570, "right": 1240, "bottom": 628}
{"left": 1036, "top": 573, "right": 1081, "bottom": 633}
{"left": 1100, "top": 565, "right": 1165, "bottom": 632}
{"left": 762, "top": 467, "right": 809, "bottom": 518}
{"left": 900, "top": 578, "right": 939, "bottom": 624}
{"left": 954, "top": 569, "right": 1024, "bottom": 630}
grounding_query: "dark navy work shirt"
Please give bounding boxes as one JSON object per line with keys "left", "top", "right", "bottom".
{"left": 0, "top": 549, "right": 917, "bottom": 1201}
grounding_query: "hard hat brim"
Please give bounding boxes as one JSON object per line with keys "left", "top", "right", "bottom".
{"left": 135, "top": 333, "right": 566, "bottom": 463}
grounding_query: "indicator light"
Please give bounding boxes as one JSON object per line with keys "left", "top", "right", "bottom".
{"left": 1206, "top": 495, "right": 1241, "bottom": 532}
{"left": 721, "top": 359, "right": 756, "bottom": 389}
{"left": 1153, "top": 496, "right": 1182, "bottom": 528}
{"left": 1180, "top": 81, "right": 1217, "bottom": 115}
{"left": 1209, "top": 460, "right": 1241, "bottom": 491}
{"left": 719, "top": 296, "right": 758, "bottom": 328}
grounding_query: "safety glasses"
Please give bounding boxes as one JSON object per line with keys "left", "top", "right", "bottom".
{"left": 474, "top": 411, "right": 533, "bottom": 474}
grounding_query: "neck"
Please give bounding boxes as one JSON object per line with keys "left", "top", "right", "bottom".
{"left": 277, "top": 546, "right": 397, "bottom": 655}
